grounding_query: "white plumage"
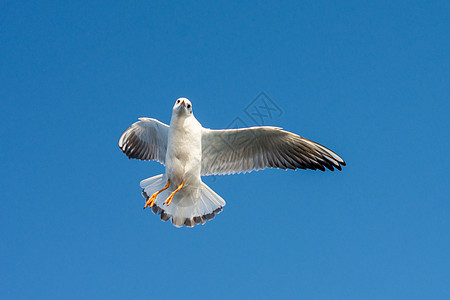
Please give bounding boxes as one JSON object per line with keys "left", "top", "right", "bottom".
{"left": 119, "top": 97, "right": 345, "bottom": 227}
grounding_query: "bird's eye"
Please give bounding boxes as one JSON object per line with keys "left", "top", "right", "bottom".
{"left": 187, "top": 104, "right": 191, "bottom": 109}
{"left": 177, "top": 100, "right": 180, "bottom": 103}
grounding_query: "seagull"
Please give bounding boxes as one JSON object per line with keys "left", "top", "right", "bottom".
{"left": 119, "top": 98, "right": 346, "bottom": 228}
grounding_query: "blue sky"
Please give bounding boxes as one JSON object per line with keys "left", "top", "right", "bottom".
{"left": 1, "top": 0, "right": 449, "bottom": 299}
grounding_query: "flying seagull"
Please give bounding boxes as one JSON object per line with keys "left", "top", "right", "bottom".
{"left": 119, "top": 98, "right": 345, "bottom": 228}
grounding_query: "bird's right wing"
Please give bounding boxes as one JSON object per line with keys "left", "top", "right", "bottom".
{"left": 201, "top": 126, "right": 345, "bottom": 176}
{"left": 118, "top": 118, "right": 169, "bottom": 165}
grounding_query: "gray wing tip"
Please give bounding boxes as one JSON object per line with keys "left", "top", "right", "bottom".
{"left": 118, "top": 130, "right": 127, "bottom": 148}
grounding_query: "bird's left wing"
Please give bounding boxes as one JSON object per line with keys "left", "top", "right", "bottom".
{"left": 119, "top": 118, "right": 169, "bottom": 165}
{"left": 201, "top": 127, "right": 345, "bottom": 175}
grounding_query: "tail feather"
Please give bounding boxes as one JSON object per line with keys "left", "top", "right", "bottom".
{"left": 140, "top": 174, "right": 225, "bottom": 228}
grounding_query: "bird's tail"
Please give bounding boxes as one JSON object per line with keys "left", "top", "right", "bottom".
{"left": 140, "top": 174, "right": 225, "bottom": 228}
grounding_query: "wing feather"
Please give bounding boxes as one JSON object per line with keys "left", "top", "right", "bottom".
{"left": 118, "top": 118, "right": 169, "bottom": 164}
{"left": 201, "top": 126, "right": 345, "bottom": 176}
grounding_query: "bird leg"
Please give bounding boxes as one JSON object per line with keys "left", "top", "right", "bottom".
{"left": 144, "top": 179, "right": 170, "bottom": 209}
{"left": 163, "top": 180, "right": 184, "bottom": 206}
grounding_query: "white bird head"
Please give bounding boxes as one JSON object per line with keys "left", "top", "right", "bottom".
{"left": 173, "top": 97, "right": 193, "bottom": 116}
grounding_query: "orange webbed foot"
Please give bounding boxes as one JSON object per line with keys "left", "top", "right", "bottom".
{"left": 143, "top": 178, "right": 170, "bottom": 209}
{"left": 163, "top": 180, "right": 184, "bottom": 206}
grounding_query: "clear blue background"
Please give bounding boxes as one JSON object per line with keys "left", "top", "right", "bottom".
{"left": 1, "top": 1, "right": 449, "bottom": 299}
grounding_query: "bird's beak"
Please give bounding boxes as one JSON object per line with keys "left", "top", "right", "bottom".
{"left": 180, "top": 100, "right": 186, "bottom": 107}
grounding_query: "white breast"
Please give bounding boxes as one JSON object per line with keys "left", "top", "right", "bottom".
{"left": 166, "top": 115, "right": 202, "bottom": 188}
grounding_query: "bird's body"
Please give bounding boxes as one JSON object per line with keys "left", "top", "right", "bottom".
{"left": 119, "top": 97, "right": 346, "bottom": 227}
{"left": 166, "top": 104, "right": 202, "bottom": 190}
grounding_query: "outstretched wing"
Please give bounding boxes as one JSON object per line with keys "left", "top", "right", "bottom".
{"left": 118, "top": 118, "right": 169, "bottom": 165}
{"left": 201, "top": 126, "right": 345, "bottom": 176}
